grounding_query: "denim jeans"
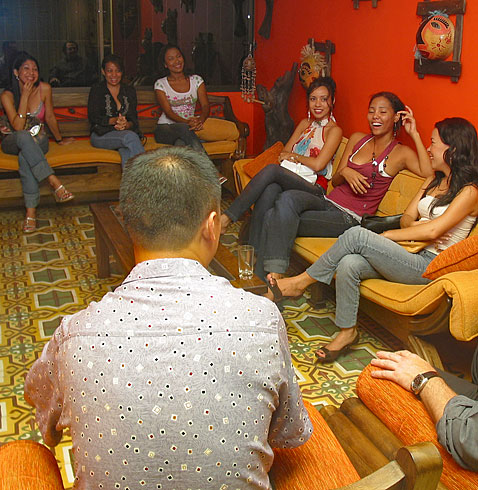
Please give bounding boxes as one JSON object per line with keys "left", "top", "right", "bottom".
{"left": 225, "top": 164, "right": 322, "bottom": 254}
{"left": 154, "top": 123, "right": 205, "bottom": 154}
{"left": 305, "top": 226, "right": 434, "bottom": 328}
{"left": 256, "top": 189, "right": 359, "bottom": 277}
{"left": 1, "top": 130, "right": 52, "bottom": 208}
{"left": 91, "top": 130, "right": 144, "bottom": 167}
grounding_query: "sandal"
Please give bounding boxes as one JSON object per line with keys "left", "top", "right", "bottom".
{"left": 315, "top": 331, "right": 359, "bottom": 364}
{"left": 53, "top": 184, "right": 74, "bottom": 203}
{"left": 267, "top": 277, "right": 283, "bottom": 302}
{"left": 23, "top": 217, "right": 36, "bottom": 233}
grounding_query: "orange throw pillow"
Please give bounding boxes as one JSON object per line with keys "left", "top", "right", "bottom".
{"left": 423, "top": 235, "right": 478, "bottom": 280}
{"left": 243, "top": 141, "right": 284, "bottom": 179}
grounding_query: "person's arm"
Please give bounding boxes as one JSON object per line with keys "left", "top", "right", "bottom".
{"left": 399, "top": 106, "right": 434, "bottom": 178}
{"left": 24, "top": 326, "right": 65, "bottom": 447}
{"left": 119, "top": 85, "right": 139, "bottom": 132}
{"left": 371, "top": 350, "right": 478, "bottom": 471}
{"left": 371, "top": 350, "right": 455, "bottom": 423}
{"left": 382, "top": 185, "right": 478, "bottom": 242}
{"left": 194, "top": 80, "right": 209, "bottom": 129}
{"left": 284, "top": 125, "right": 343, "bottom": 173}
{"left": 331, "top": 132, "right": 371, "bottom": 192}
{"left": 42, "top": 82, "right": 74, "bottom": 144}
{"left": 268, "top": 314, "right": 313, "bottom": 448}
{"left": 397, "top": 176, "right": 434, "bottom": 228}
{"left": 1, "top": 86, "right": 30, "bottom": 131}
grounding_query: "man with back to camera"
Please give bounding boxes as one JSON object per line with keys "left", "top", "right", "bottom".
{"left": 25, "top": 146, "right": 313, "bottom": 489}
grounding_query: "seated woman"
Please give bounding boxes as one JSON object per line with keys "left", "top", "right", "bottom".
{"left": 154, "top": 44, "right": 209, "bottom": 153}
{"left": 269, "top": 115, "right": 478, "bottom": 364}
{"left": 221, "top": 76, "right": 343, "bottom": 273}
{"left": 0, "top": 52, "right": 75, "bottom": 233}
{"left": 252, "top": 92, "right": 434, "bottom": 280}
{"left": 88, "top": 54, "right": 144, "bottom": 167}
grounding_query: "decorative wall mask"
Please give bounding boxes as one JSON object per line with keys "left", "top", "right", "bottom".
{"left": 298, "top": 42, "right": 326, "bottom": 89}
{"left": 414, "top": 0, "right": 466, "bottom": 83}
{"left": 415, "top": 13, "right": 455, "bottom": 60}
{"left": 161, "top": 8, "right": 178, "bottom": 46}
{"left": 259, "top": 0, "right": 274, "bottom": 39}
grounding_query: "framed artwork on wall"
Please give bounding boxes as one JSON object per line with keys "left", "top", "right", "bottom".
{"left": 414, "top": 0, "right": 466, "bottom": 82}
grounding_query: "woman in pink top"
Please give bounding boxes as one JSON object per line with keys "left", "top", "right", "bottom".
{"left": 1, "top": 52, "right": 74, "bottom": 233}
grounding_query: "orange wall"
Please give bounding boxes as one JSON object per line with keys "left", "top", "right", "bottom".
{"left": 252, "top": 0, "right": 478, "bottom": 154}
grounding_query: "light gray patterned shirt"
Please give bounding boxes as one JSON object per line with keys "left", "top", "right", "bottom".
{"left": 25, "top": 258, "right": 312, "bottom": 489}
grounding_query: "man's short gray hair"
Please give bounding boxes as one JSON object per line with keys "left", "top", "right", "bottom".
{"left": 119, "top": 147, "right": 221, "bottom": 250}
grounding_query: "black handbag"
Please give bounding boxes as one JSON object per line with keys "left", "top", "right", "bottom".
{"left": 361, "top": 213, "right": 402, "bottom": 234}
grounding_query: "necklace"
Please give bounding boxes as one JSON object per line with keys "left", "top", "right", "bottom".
{"left": 372, "top": 136, "right": 395, "bottom": 163}
{"left": 314, "top": 117, "right": 329, "bottom": 128}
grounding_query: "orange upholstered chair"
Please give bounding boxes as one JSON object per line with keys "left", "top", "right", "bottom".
{"left": 0, "top": 440, "right": 64, "bottom": 490}
{"left": 1, "top": 402, "right": 440, "bottom": 490}
{"left": 357, "top": 364, "right": 478, "bottom": 490}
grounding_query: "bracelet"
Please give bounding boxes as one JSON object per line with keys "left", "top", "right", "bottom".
{"left": 55, "top": 137, "right": 63, "bottom": 144}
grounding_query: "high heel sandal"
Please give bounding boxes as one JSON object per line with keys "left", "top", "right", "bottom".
{"left": 53, "top": 185, "right": 74, "bottom": 203}
{"left": 23, "top": 217, "right": 37, "bottom": 233}
{"left": 315, "top": 331, "right": 360, "bottom": 364}
{"left": 267, "top": 277, "right": 283, "bottom": 302}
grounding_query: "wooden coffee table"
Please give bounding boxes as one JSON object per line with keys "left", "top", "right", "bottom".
{"left": 89, "top": 202, "right": 267, "bottom": 295}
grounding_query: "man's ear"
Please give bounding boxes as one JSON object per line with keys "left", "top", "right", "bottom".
{"left": 203, "top": 210, "right": 219, "bottom": 244}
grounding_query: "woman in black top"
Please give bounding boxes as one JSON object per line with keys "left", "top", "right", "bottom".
{"left": 88, "top": 54, "right": 144, "bottom": 167}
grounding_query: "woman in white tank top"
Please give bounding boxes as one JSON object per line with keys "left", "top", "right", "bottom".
{"left": 268, "top": 114, "right": 478, "bottom": 364}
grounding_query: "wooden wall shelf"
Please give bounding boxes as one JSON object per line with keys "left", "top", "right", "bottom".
{"left": 353, "top": 0, "right": 380, "bottom": 9}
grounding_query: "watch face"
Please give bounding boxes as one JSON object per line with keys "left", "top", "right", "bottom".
{"left": 411, "top": 373, "right": 425, "bottom": 394}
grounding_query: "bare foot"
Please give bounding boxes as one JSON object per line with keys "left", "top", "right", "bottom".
{"left": 264, "top": 272, "right": 314, "bottom": 301}
{"left": 316, "top": 327, "right": 358, "bottom": 359}
{"left": 220, "top": 214, "right": 231, "bottom": 234}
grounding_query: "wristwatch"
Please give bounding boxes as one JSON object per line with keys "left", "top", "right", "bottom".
{"left": 410, "top": 371, "right": 439, "bottom": 395}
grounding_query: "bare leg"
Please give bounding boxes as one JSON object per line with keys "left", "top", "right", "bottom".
{"left": 264, "top": 271, "right": 315, "bottom": 301}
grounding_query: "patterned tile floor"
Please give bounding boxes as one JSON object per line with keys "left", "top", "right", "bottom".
{"left": 0, "top": 203, "right": 401, "bottom": 488}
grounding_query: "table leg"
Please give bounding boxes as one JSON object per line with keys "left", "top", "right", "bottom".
{"left": 93, "top": 218, "right": 111, "bottom": 278}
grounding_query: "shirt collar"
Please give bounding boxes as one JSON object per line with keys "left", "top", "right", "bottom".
{"left": 122, "top": 258, "right": 211, "bottom": 284}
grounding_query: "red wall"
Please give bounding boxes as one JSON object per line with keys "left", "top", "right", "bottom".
{"left": 252, "top": 0, "right": 478, "bottom": 154}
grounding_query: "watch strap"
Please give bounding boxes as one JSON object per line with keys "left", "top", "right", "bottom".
{"left": 411, "top": 371, "right": 439, "bottom": 395}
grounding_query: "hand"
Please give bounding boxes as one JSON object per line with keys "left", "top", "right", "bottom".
{"left": 279, "top": 151, "right": 295, "bottom": 162}
{"left": 58, "top": 137, "right": 75, "bottom": 145}
{"left": 398, "top": 106, "right": 418, "bottom": 138}
{"left": 370, "top": 350, "right": 435, "bottom": 392}
{"left": 22, "top": 80, "right": 35, "bottom": 98}
{"left": 341, "top": 166, "right": 370, "bottom": 194}
{"left": 187, "top": 116, "right": 202, "bottom": 131}
{"left": 114, "top": 114, "right": 127, "bottom": 131}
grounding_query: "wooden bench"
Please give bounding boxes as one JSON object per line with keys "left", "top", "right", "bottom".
{"left": 0, "top": 87, "right": 249, "bottom": 207}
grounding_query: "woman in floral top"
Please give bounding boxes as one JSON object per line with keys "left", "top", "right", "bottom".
{"left": 154, "top": 44, "right": 210, "bottom": 153}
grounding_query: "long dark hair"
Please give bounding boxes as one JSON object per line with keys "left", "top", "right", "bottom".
{"left": 427, "top": 117, "right": 478, "bottom": 211}
{"left": 8, "top": 52, "right": 41, "bottom": 109}
{"left": 369, "top": 91, "right": 405, "bottom": 133}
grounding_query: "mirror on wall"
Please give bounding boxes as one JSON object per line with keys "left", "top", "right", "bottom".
{"left": 0, "top": 0, "right": 254, "bottom": 89}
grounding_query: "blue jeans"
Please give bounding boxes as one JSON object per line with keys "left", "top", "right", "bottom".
{"left": 154, "top": 123, "right": 205, "bottom": 154}
{"left": 1, "top": 130, "right": 52, "bottom": 208}
{"left": 305, "top": 227, "right": 434, "bottom": 328}
{"left": 91, "top": 130, "right": 144, "bottom": 167}
{"left": 255, "top": 189, "right": 359, "bottom": 277}
{"left": 225, "top": 164, "right": 323, "bottom": 254}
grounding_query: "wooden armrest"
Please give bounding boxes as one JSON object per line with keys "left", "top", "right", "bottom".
{"left": 338, "top": 442, "right": 442, "bottom": 490}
